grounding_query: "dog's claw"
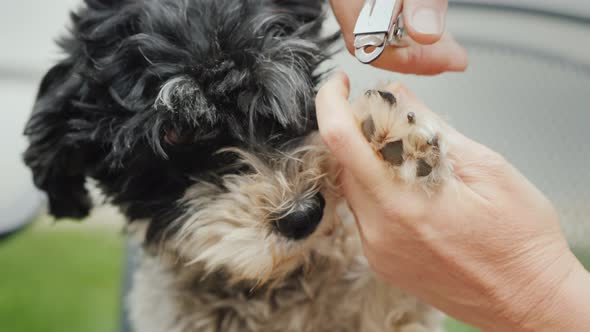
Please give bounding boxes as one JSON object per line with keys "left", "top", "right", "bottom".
{"left": 427, "top": 135, "right": 439, "bottom": 147}
{"left": 377, "top": 91, "right": 397, "bottom": 106}
{"left": 407, "top": 112, "right": 415, "bottom": 124}
{"left": 361, "top": 117, "right": 376, "bottom": 141}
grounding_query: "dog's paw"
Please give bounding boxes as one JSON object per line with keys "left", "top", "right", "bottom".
{"left": 353, "top": 87, "right": 452, "bottom": 192}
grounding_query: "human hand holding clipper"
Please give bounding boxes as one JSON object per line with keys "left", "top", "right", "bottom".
{"left": 330, "top": 0, "right": 469, "bottom": 74}
{"left": 352, "top": 0, "right": 409, "bottom": 63}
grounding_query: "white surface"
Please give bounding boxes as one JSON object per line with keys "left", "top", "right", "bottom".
{"left": 451, "top": 0, "right": 590, "bottom": 18}
{"left": 0, "top": 0, "right": 79, "bottom": 74}
{"left": 0, "top": 78, "right": 45, "bottom": 231}
{"left": 0, "top": 0, "right": 77, "bottom": 231}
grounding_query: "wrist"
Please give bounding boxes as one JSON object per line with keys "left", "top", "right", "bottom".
{"left": 521, "top": 262, "right": 590, "bottom": 331}
{"left": 492, "top": 252, "right": 590, "bottom": 332}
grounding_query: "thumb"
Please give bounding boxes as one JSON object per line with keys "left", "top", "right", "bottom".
{"left": 315, "top": 72, "right": 391, "bottom": 192}
{"left": 403, "top": 0, "right": 448, "bottom": 45}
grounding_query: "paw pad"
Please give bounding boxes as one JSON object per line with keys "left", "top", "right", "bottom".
{"left": 416, "top": 159, "right": 433, "bottom": 177}
{"left": 380, "top": 141, "right": 404, "bottom": 166}
{"left": 353, "top": 87, "right": 452, "bottom": 191}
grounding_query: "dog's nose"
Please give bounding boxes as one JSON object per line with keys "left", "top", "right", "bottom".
{"left": 273, "top": 193, "right": 326, "bottom": 240}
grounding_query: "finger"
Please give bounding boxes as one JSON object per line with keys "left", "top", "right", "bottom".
{"left": 338, "top": 169, "right": 365, "bottom": 225}
{"left": 315, "top": 72, "right": 391, "bottom": 192}
{"left": 339, "top": 169, "right": 380, "bottom": 245}
{"left": 372, "top": 32, "right": 468, "bottom": 75}
{"left": 329, "top": 0, "right": 467, "bottom": 75}
{"left": 339, "top": 169, "right": 393, "bottom": 230}
{"left": 403, "top": 0, "right": 448, "bottom": 45}
{"left": 328, "top": 0, "right": 364, "bottom": 52}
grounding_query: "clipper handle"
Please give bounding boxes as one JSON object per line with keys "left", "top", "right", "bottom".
{"left": 353, "top": 0, "right": 409, "bottom": 64}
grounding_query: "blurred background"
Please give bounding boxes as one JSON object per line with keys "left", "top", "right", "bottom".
{"left": 1, "top": 1, "right": 588, "bottom": 332}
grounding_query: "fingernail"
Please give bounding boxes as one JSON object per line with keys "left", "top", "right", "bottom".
{"left": 412, "top": 8, "right": 442, "bottom": 35}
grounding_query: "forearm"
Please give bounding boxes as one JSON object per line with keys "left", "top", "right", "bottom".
{"left": 485, "top": 257, "right": 590, "bottom": 332}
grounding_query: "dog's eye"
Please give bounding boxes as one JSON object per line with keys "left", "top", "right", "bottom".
{"left": 164, "top": 129, "right": 193, "bottom": 145}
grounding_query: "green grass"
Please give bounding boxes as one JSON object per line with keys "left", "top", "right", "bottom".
{"left": 573, "top": 248, "right": 590, "bottom": 271}
{"left": 445, "top": 319, "right": 479, "bottom": 332}
{"left": 0, "top": 224, "right": 124, "bottom": 332}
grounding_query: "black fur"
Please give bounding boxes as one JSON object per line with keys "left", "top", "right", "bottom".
{"left": 23, "top": 0, "right": 336, "bottom": 240}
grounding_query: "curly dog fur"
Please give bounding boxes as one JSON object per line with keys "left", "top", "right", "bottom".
{"left": 23, "top": 0, "right": 444, "bottom": 331}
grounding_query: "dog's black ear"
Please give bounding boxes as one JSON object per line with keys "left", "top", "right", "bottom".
{"left": 23, "top": 61, "right": 96, "bottom": 220}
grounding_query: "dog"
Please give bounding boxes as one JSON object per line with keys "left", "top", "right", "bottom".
{"left": 23, "top": 0, "right": 451, "bottom": 331}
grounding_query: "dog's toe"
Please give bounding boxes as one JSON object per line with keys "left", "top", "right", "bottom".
{"left": 380, "top": 140, "right": 404, "bottom": 166}
{"left": 353, "top": 86, "right": 452, "bottom": 192}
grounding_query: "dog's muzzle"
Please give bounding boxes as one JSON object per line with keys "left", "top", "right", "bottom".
{"left": 273, "top": 193, "right": 326, "bottom": 240}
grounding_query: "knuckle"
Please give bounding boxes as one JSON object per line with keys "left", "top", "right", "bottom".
{"left": 361, "top": 230, "right": 390, "bottom": 262}
{"left": 395, "top": 47, "right": 436, "bottom": 75}
{"left": 378, "top": 195, "right": 427, "bottom": 224}
{"left": 320, "top": 124, "right": 349, "bottom": 153}
{"left": 381, "top": 204, "right": 403, "bottom": 222}
{"left": 460, "top": 150, "right": 514, "bottom": 186}
{"left": 477, "top": 150, "right": 510, "bottom": 174}
{"left": 404, "top": 47, "right": 422, "bottom": 68}
{"left": 488, "top": 150, "right": 509, "bottom": 165}
{"left": 384, "top": 204, "right": 424, "bottom": 223}
{"left": 345, "top": 40, "right": 355, "bottom": 56}
{"left": 338, "top": 32, "right": 356, "bottom": 57}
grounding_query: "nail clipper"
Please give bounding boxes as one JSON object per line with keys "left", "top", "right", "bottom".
{"left": 353, "top": 0, "right": 409, "bottom": 64}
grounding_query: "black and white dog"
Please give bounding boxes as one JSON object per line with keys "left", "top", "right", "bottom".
{"left": 23, "top": 0, "right": 450, "bottom": 330}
